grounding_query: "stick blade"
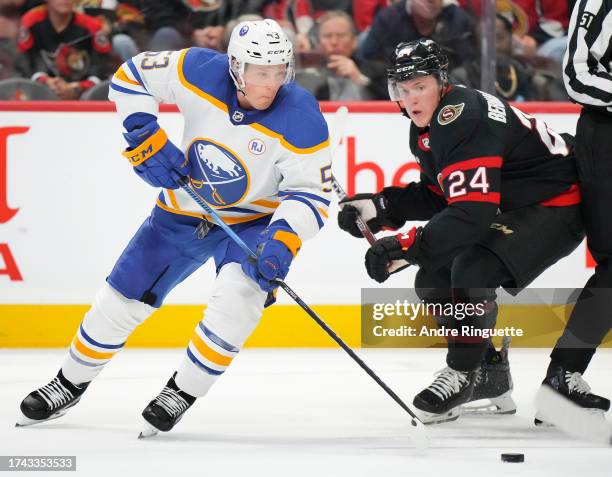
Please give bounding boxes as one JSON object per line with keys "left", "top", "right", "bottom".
{"left": 535, "top": 384, "right": 612, "bottom": 445}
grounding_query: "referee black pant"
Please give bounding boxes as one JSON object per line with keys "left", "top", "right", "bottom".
{"left": 550, "top": 109, "right": 612, "bottom": 373}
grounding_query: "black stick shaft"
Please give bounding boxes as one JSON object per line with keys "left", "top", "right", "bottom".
{"left": 277, "top": 280, "right": 421, "bottom": 426}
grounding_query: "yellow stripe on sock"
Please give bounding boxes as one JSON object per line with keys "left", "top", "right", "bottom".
{"left": 191, "top": 332, "right": 234, "bottom": 367}
{"left": 73, "top": 336, "right": 115, "bottom": 360}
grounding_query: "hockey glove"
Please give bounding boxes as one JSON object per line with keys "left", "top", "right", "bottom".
{"left": 337, "top": 193, "right": 404, "bottom": 238}
{"left": 122, "top": 113, "right": 189, "bottom": 189}
{"left": 365, "top": 227, "right": 421, "bottom": 283}
{"left": 241, "top": 220, "right": 302, "bottom": 292}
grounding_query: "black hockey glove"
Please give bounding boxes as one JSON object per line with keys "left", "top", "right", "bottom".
{"left": 365, "top": 227, "right": 422, "bottom": 283}
{"left": 337, "top": 193, "right": 404, "bottom": 238}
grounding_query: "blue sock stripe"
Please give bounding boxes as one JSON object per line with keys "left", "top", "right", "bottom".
{"left": 281, "top": 196, "right": 324, "bottom": 228}
{"left": 278, "top": 191, "right": 331, "bottom": 206}
{"left": 198, "top": 323, "right": 239, "bottom": 353}
{"left": 186, "top": 347, "right": 224, "bottom": 376}
{"left": 79, "top": 324, "right": 125, "bottom": 350}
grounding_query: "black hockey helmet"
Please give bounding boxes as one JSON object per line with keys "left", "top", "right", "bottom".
{"left": 387, "top": 38, "right": 449, "bottom": 102}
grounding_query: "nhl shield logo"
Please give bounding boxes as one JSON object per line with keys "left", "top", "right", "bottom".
{"left": 188, "top": 139, "right": 249, "bottom": 206}
{"left": 232, "top": 110, "right": 244, "bottom": 122}
{"left": 437, "top": 103, "right": 465, "bottom": 126}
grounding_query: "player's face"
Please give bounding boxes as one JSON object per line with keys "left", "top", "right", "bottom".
{"left": 397, "top": 75, "right": 441, "bottom": 127}
{"left": 241, "top": 64, "right": 287, "bottom": 110}
{"left": 46, "top": 0, "right": 75, "bottom": 14}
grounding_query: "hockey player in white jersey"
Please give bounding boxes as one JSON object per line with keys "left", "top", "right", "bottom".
{"left": 17, "top": 19, "right": 332, "bottom": 436}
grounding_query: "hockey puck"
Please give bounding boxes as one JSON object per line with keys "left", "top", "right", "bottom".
{"left": 501, "top": 453, "right": 524, "bottom": 463}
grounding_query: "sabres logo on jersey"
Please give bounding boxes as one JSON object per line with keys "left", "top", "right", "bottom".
{"left": 437, "top": 103, "right": 465, "bottom": 126}
{"left": 188, "top": 139, "right": 249, "bottom": 207}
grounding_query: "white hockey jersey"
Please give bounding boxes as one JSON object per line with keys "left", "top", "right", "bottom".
{"left": 108, "top": 48, "right": 331, "bottom": 241}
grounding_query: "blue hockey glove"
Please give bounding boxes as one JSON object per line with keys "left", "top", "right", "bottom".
{"left": 121, "top": 113, "right": 188, "bottom": 189}
{"left": 241, "top": 220, "right": 302, "bottom": 292}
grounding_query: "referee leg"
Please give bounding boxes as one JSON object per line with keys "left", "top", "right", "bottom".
{"left": 550, "top": 110, "right": 612, "bottom": 373}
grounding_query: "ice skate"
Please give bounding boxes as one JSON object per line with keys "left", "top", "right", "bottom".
{"left": 535, "top": 364, "right": 610, "bottom": 426}
{"left": 139, "top": 373, "right": 196, "bottom": 438}
{"left": 16, "top": 370, "right": 89, "bottom": 427}
{"left": 462, "top": 337, "right": 516, "bottom": 415}
{"left": 413, "top": 367, "right": 477, "bottom": 425}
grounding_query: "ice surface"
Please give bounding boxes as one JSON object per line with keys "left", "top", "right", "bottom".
{"left": 2, "top": 348, "right": 611, "bottom": 476}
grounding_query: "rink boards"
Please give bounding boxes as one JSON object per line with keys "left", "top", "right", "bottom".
{"left": 1, "top": 101, "right": 609, "bottom": 348}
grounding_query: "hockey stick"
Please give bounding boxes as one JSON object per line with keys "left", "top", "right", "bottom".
{"left": 171, "top": 170, "right": 426, "bottom": 436}
{"left": 328, "top": 106, "right": 378, "bottom": 245}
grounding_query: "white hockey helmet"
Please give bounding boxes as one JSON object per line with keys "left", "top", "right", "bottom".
{"left": 227, "top": 19, "right": 295, "bottom": 92}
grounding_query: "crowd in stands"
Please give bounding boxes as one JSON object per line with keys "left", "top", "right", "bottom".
{"left": 0, "top": 0, "right": 572, "bottom": 101}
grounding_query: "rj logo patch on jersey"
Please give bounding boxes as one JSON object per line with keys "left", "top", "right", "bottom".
{"left": 248, "top": 138, "right": 266, "bottom": 155}
{"left": 188, "top": 139, "right": 249, "bottom": 206}
{"left": 437, "top": 103, "right": 465, "bottom": 126}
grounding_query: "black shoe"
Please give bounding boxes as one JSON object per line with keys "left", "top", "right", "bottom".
{"left": 413, "top": 367, "right": 477, "bottom": 424}
{"left": 140, "top": 373, "right": 196, "bottom": 437}
{"left": 17, "top": 370, "right": 89, "bottom": 426}
{"left": 535, "top": 364, "right": 610, "bottom": 426}
{"left": 464, "top": 337, "right": 516, "bottom": 415}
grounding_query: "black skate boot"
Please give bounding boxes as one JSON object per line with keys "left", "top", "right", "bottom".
{"left": 139, "top": 373, "right": 196, "bottom": 438}
{"left": 462, "top": 337, "right": 516, "bottom": 415}
{"left": 17, "top": 370, "right": 89, "bottom": 427}
{"left": 413, "top": 367, "right": 477, "bottom": 424}
{"left": 535, "top": 364, "right": 610, "bottom": 426}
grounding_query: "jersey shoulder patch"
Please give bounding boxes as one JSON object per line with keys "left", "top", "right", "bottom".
{"left": 437, "top": 103, "right": 465, "bottom": 125}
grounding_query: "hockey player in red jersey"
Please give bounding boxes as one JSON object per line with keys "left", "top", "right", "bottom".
{"left": 338, "top": 38, "right": 608, "bottom": 424}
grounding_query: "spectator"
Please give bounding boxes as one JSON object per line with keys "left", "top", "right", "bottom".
{"left": 76, "top": 1, "right": 144, "bottom": 62}
{"left": 264, "top": 0, "right": 353, "bottom": 52}
{"left": 460, "top": 0, "right": 569, "bottom": 63}
{"left": 450, "top": 14, "right": 537, "bottom": 101}
{"left": 0, "top": 0, "right": 44, "bottom": 79}
{"left": 190, "top": 1, "right": 266, "bottom": 50}
{"left": 296, "top": 10, "right": 388, "bottom": 100}
{"left": 359, "top": 0, "right": 475, "bottom": 68}
{"left": 353, "top": 0, "right": 388, "bottom": 32}
{"left": 16, "top": 0, "right": 113, "bottom": 99}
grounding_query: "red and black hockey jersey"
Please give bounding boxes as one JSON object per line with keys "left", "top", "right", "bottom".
{"left": 382, "top": 85, "right": 580, "bottom": 271}
{"left": 17, "top": 5, "right": 112, "bottom": 86}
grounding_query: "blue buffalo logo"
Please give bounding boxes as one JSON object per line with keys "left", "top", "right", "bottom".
{"left": 188, "top": 139, "right": 249, "bottom": 206}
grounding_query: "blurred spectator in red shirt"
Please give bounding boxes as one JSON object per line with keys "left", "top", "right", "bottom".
{"left": 17, "top": 0, "right": 112, "bottom": 99}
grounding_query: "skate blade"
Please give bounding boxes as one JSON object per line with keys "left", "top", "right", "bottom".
{"left": 138, "top": 421, "right": 160, "bottom": 439}
{"left": 462, "top": 391, "right": 517, "bottom": 416}
{"left": 534, "top": 408, "right": 605, "bottom": 427}
{"left": 415, "top": 407, "right": 461, "bottom": 425}
{"left": 15, "top": 408, "right": 70, "bottom": 427}
{"left": 535, "top": 385, "right": 612, "bottom": 445}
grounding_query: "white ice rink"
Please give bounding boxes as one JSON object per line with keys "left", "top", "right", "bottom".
{"left": 1, "top": 348, "right": 611, "bottom": 476}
